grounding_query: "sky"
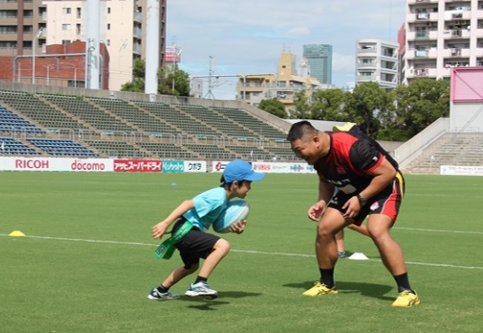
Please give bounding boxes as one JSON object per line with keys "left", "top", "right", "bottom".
{"left": 166, "top": 0, "right": 407, "bottom": 100}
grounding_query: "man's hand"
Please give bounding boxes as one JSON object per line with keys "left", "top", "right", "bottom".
{"left": 308, "top": 200, "right": 327, "bottom": 221}
{"left": 342, "top": 196, "right": 362, "bottom": 219}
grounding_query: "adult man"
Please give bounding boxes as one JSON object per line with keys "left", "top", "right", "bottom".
{"left": 287, "top": 120, "right": 419, "bottom": 307}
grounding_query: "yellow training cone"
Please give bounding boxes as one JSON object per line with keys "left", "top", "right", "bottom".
{"left": 9, "top": 230, "right": 25, "bottom": 237}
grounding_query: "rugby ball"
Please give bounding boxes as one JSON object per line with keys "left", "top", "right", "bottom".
{"left": 213, "top": 200, "right": 250, "bottom": 233}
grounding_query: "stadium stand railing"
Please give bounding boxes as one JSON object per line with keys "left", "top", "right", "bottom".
{"left": 27, "top": 138, "right": 97, "bottom": 157}
{"left": 0, "top": 137, "right": 41, "bottom": 155}
{"left": 0, "top": 89, "right": 297, "bottom": 161}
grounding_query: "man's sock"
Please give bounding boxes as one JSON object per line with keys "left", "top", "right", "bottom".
{"left": 320, "top": 268, "right": 335, "bottom": 289}
{"left": 393, "top": 273, "right": 414, "bottom": 293}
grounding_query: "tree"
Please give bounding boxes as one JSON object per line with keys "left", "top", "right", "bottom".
{"left": 292, "top": 90, "right": 311, "bottom": 119}
{"left": 345, "top": 82, "right": 389, "bottom": 137}
{"left": 310, "top": 88, "right": 350, "bottom": 121}
{"left": 258, "top": 98, "right": 287, "bottom": 118}
{"left": 120, "top": 58, "right": 145, "bottom": 93}
{"left": 157, "top": 65, "right": 190, "bottom": 96}
{"left": 121, "top": 59, "right": 191, "bottom": 97}
{"left": 390, "top": 79, "right": 449, "bottom": 138}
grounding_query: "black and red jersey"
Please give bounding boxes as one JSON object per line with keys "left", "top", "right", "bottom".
{"left": 313, "top": 132, "right": 399, "bottom": 195}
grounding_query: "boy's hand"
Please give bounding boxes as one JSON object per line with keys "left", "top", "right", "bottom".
{"left": 152, "top": 221, "right": 169, "bottom": 239}
{"left": 230, "top": 220, "right": 247, "bottom": 234}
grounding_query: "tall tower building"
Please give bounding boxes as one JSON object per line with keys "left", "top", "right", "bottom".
{"left": 404, "top": 0, "right": 483, "bottom": 84}
{"left": 355, "top": 39, "right": 399, "bottom": 91}
{"left": 302, "top": 44, "right": 333, "bottom": 84}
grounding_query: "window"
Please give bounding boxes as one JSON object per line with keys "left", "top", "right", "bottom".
{"left": 107, "top": 39, "right": 110, "bottom": 46}
{"left": 62, "top": 40, "right": 70, "bottom": 44}
{"left": 63, "top": 8, "right": 71, "bottom": 15}
{"left": 107, "top": 23, "right": 111, "bottom": 30}
{"left": 107, "top": 7, "right": 111, "bottom": 14}
{"left": 62, "top": 24, "right": 71, "bottom": 31}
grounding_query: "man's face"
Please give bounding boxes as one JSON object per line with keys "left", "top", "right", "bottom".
{"left": 290, "top": 135, "right": 320, "bottom": 165}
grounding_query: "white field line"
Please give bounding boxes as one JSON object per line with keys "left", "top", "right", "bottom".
{"left": 395, "top": 227, "right": 483, "bottom": 236}
{"left": 1, "top": 233, "right": 482, "bottom": 270}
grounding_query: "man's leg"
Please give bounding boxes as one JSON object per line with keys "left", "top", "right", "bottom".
{"left": 366, "top": 214, "right": 420, "bottom": 307}
{"left": 303, "top": 208, "right": 346, "bottom": 296}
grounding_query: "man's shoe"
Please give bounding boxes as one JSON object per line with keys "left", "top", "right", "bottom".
{"left": 302, "top": 282, "right": 338, "bottom": 296}
{"left": 392, "top": 290, "right": 420, "bottom": 307}
{"left": 338, "top": 251, "right": 346, "bottom": 258}
{"left": 147, "top": 287, "right": 180, "bottom": 300}
{"left": 185, "top": 281, "right": 218, "bottom": 299}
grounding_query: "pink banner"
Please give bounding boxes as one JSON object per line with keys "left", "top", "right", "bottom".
{"left": 114, "top": 159, "right": 161, "bottom": 172}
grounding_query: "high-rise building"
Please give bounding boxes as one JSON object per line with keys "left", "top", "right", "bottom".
{"left": 0, "top": 0, "right": 166, "bottom": 90}
{"left": 355, "top": 39, "right": 399, "bottom": 91}
{"left": 403, "top": 0, "right": 483, "bottom": 84}
{"left": 302, "top": 44, "right": 333, "bottom": 84}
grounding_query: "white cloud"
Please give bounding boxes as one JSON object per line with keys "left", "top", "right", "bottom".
{"left": 285, "top": 27, "right": 311, "bottom": 37}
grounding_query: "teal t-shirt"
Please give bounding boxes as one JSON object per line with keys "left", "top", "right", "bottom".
{"left": 182, "top": 187, "right": 228, "bottom": 232}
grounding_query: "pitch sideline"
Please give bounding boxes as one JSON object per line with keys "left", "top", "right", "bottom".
{"left": 1, "top": 232, "right": 482, "bottom": 271}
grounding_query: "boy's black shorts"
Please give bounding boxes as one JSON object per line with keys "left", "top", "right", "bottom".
{"left": 172, "top": 218, "right": 220, "bottom": 269}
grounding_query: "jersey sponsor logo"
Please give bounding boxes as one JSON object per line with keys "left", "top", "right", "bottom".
{"left": 336, "top": 166, "right": 346, "bottom": 174}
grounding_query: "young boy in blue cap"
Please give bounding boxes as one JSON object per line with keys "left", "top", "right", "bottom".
{"left": 148, "top": 159, "right": 265, "bottom": 300}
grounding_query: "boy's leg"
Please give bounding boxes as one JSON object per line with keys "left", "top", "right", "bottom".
{"left": 335, "top": 230, "right": 346, "bottom": 258}
{"left": 197, "top": 239, "right": 231, "bottom": 278}
{"left": 162, "top": 264, "right": 199, "bottom": 289}
{"left": 148, "top": 265, "right": 198, "bottom": 300}
{"left": 185, "top": 239, "right": 231, "bottom": 299}
{"left": 347, "top": 223, "right": 370, "bottom": 237}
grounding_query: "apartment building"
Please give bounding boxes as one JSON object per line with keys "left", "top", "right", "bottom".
{"left": 404, "top": 0, "right": 483, "bottom": 84}
{"left": 355, "top": 39, "right": 399, "bottom": 91}
{"left": 0, "top": 0, "right": 166, "bottom": 91}
{"left": 237, "top": 52, "right": 329, "bottom": 110}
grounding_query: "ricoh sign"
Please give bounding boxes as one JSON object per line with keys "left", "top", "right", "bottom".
{"left": 0, "top": 157, "right": 113, "bottom": 172}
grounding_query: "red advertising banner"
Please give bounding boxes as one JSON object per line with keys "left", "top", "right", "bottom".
{"left": 114, "top": 159, "right": 161, "bottom": 172}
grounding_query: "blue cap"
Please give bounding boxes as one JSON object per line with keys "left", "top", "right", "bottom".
{"left": 223, "top": 160, "right": 265, "bottom": 183}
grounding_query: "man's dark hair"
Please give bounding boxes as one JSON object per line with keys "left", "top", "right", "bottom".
{"left": 286, "top": 121, "right": 317, "bottom": 142}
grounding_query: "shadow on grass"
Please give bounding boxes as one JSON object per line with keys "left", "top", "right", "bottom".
{"left": 283, "top": 280, "right": 393, "bottom": 301}
{"left": 180, "top": 291, "right": 262, "bottom": 311}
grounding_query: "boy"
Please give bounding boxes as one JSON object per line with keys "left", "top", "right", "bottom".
{"left": 148, "top": 159, "right": 265, "bottom": 300}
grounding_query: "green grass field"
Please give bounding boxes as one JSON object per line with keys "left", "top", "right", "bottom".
{"left": 1, "top": 172, "right": 482, "bottom": 333}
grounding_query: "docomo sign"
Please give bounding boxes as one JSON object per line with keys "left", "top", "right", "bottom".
{"left": 0, "top": 157, "right": 113, "bottom": 172}
{"left": 71, "top": 159, "right": 107, "bottom": 171}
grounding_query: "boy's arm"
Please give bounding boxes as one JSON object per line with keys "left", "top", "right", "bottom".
{"left": 152, "top": 199, "right": 195, "bottom": 239}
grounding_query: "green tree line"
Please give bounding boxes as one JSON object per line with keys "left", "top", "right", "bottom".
{"left": 259, "top": 79, "right": 450, "bottom": 141}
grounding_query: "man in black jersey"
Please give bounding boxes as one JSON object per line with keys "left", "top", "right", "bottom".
{"left": 287, "top": 120, "right": 420, "bottom": 307}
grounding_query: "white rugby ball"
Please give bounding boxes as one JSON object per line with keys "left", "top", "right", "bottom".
{"left": 213, "top": 200, "right": 250, "bottom": 233}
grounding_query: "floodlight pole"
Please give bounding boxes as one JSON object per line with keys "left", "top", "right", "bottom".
{"left": 171, "top": 48, "right": 183, "bottom": 91}
{"left": 32, "top": 28, "right": 43, "bottom": 85}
